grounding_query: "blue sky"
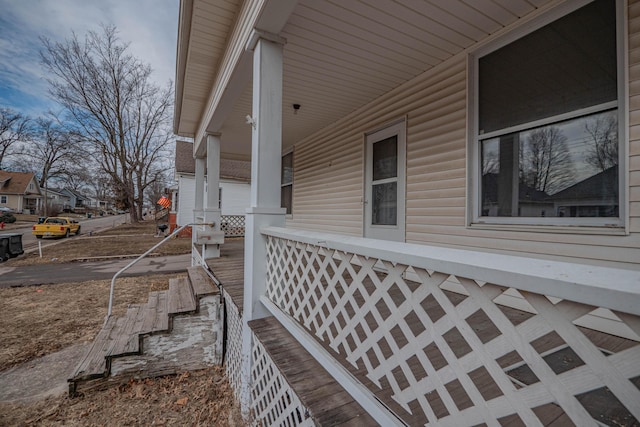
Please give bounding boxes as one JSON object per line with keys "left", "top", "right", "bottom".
{"left": 0, "top": 0, "right": 179, "bottom": 117}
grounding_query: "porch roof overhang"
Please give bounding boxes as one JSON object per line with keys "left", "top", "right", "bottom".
{"left": 174, "top": 0, "right": 556, "bottom": 159}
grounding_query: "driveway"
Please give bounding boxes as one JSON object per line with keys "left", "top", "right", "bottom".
{"left": 0, "top": 253, "right": 191, "bottom": 288}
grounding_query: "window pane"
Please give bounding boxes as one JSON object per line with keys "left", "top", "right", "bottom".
{"left": 373, "top": 136, "right": 397, "bottom": 181}
{"left": 481, "top": 110, "right": 618, "bottom": 218}
{"left": 281, "top": 184, "right": 292, "bottom": 215}
{"left": 281, "top": 152, "right": 293, "bottom": 185}
{"left": 372, "top": 182, "right": 397, "bottom": 225}
{"left": 479, "top": 0, "right": 616, "bottom": 134}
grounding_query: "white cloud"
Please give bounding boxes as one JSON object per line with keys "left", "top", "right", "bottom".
{"left": 0, "top": 0, "right": 179, "bottom": 115}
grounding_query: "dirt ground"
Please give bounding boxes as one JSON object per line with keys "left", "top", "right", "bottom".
{"left": 0, "top": 222, "right": 245, "bottom": 426}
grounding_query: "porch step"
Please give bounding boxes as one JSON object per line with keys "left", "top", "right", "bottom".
{"left": 167, "top": 277, "right": 197, "bottom": 315}
{"left": 187, "top": 266, "right": 218, "bottom": 298}
{"left": 68, "top": 267, "right": 219, "bottom": 395}
{"left": 249, "top": 317, "right": 377, "bottom": 426}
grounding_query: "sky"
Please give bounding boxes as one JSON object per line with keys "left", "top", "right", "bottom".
{"left": 0, "top": 0, "right": 180, "bottom": 117}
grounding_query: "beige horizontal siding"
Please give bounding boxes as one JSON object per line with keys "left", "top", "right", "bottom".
{"left": 631, "top": 0, "right": 640, "bottom": 234}
{"left": 287, "top": 4, "right": 640, "bottom": 269}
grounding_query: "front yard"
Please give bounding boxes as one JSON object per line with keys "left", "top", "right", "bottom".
{"left": 0, "top": 222, "right": 244, "bottom": 426}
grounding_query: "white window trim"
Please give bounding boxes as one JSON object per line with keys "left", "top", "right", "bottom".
{"left": 466, "top": 0, "right": 628, "bottom": 233}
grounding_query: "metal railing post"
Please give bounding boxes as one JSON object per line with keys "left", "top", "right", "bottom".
{"left": 105, "top": 222, "right": 213, "bottom": 321}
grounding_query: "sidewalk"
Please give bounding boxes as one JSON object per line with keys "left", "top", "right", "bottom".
{"left": 0, "top": 253, "right": 191, "bottom": 288}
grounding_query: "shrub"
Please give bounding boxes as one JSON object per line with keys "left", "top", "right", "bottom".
{"left": 0, "top": 213, "right": 16, "bottom": 223}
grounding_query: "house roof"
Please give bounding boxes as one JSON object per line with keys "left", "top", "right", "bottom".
{"left": 62, "top": 188, "right": 89, "bottom": 200}
{"left": 482, "top": 173, "right": 551, "bottom": 204}
{"left": 0, "top": 170, "right": 40, "bottom": 195}
{"left": 551, "top": 166, "right": 618, "bottom": 201}
{"left": 175, "top": 140, "right": 196, "bottom": 174}
{"left": 175, "top": 140, "right": 251, "bottom": 182}
{"left": 174, "top": 0, "right": 556, "bottom": 157}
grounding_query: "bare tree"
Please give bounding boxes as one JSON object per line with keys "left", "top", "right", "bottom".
{"left": 0, "top": 108, "right": 32, "bottom": 169}
{"left": 25, "top": 115, "right": 85, "bottom": 188}
{"left": 520, "top": 126, "right": 574, "bottom": 194}
{"left": 89, "top": 170, "right": 115, "bottom": 207}
{"left": 40, "top": 25, "right": 173, "bottom": 222}
{"left": 584, "top": 114, "right": 618, "bottom": 172}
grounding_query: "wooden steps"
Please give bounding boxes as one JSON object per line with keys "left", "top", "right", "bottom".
{"left": 68, "top": 266, "right": 218, "bottom": 395}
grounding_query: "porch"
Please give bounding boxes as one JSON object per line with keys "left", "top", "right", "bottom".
{"left": 207, "top": 235, "right": 640, "bottom": 426}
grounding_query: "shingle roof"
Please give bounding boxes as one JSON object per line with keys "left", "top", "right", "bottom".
{"left": 175, "top": 140, "right": 196, "bottom": 174}
{"left": 175, "top": 140, "right": 251, "bottom": 182}
{"left": 0, "top": 170, "right": 40, "bottom": 195}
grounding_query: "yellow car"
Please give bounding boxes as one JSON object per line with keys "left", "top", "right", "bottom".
{"left": 32, "top": 217, "right": 81, "bottom": 239}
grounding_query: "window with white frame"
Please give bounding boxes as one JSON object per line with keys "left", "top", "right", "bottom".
{"left": 0, "top": 196, "right": 6, "bottom": 204}
{"left": 281, "top": 152, "right": 293, "bottom": 215}
{"left": 472, "top": 0, "right": 623, "bottom": 227}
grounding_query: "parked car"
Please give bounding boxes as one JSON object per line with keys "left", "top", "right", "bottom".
{"left": 0, "top": 206, "right": 13, "bottom": 213}
{"left": 32, "top": 217, "right": 81, "bottom": 239}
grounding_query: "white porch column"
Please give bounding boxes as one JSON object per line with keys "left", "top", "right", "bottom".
{"left": 203, "top": 133, "right": 222, "bottom": 259}
{"left": 192, "top": 155, "right": 206, "bottom": 266}
{"left": 240, "top": 31, "right": 286, "bottom": 413}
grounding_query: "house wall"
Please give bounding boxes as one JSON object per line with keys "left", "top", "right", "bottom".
{"left": 220, "top": 180, "right": 250, "bottom": 216}
{"left": 176, "top": 175, "right": 250, "bottom": 225}
{"left": 177, "top": 175, "right": 196, "bottom": 226}
{"left": 287, "top": 1, "right": 640, "bottom": 269}
{"left": 0, "top": 195, "right": 21, "bottom": 212}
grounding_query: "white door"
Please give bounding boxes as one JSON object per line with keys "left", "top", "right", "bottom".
{"left": 364, "top": 121, "right": 406, "bottom": 242}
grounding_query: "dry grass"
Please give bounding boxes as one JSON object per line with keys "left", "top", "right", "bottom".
{"left": 9, "top": 222, "right": 191, "bottom": 266}
{"left": 0, "top": 275, "right": 175, "bottom": 372}
{"left": 0, "top": 367, "right": 244, "bottom": 426}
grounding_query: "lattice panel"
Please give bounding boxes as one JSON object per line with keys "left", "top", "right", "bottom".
{"left": 251, "top": 334, "right": 314, "bottom": 427}
{"left": 224, "top": 289, "right": 244, "bottom": 400}
{"left": 265, "top": 235, "right": 640, "bottom": 426}
{"left": 221, "top": 215, "right": 245, "bottom": 237}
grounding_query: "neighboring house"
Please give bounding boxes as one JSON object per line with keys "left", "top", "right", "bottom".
{"left": 42, "top": 187, "right": 72, "bottom": 212}
{"left": 551, "top": 165, "right": 620, "bottom": 218}
{"left": 85, "top": 195, "right": 110, "bottom": 211}
{"left": 174, "top": 0, "right": 640, "bottom": 425}
{"left": 61, "top": 188, "right": 89, "bottom": 212}
{"left": 0, "top": 170, "right": 42, "bottom": 214}
{"left": 174, "top": 139, "right": 250, "bottom": 227}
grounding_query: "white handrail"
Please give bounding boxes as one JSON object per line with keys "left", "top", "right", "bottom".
{"left": 260, "top": 226, "right": 640, "bottom": 316}
{"left": 106, "top": 222, "right": 213, "bottom": 320}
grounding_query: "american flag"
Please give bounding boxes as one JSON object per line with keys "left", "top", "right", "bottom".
{"left": 157, "top": 195, "right": 171, "bottom": 209}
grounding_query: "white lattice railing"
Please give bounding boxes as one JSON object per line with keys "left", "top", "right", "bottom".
{"left": 221, "top": 215, "right": 245, "bottom": 237}
{"left": 224, "top": 289, "right": 244, "bottom": 400}
{"left": 251, "top": 336, "right": 314, "bottom": 427}
{"left": 262, "top": 226, "right": 640, "bottom": 426}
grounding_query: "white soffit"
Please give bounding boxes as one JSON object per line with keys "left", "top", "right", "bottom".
{"left": 177, "top": 0, "right": 556, "bottom": 156}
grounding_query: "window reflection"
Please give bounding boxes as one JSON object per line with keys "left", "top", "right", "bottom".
{"left": 481, "top": 111, "right": 618, "bottom": 218}
{"left": 373, "top": 136, "right": 397, "bottom": 181}
{"left": 372, "top": 182, "right": 397, "bottom": 225}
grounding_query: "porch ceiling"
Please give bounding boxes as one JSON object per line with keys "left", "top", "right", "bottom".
{"left": 174, "top": 0, "right": 554, "bottom": 159}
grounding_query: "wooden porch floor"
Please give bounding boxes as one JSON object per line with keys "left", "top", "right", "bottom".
{"left": 206, "top": 238, "right": 376, "bottom": 425}
{"left": 206, "top": 239, "right": 639, "bottom": 426}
